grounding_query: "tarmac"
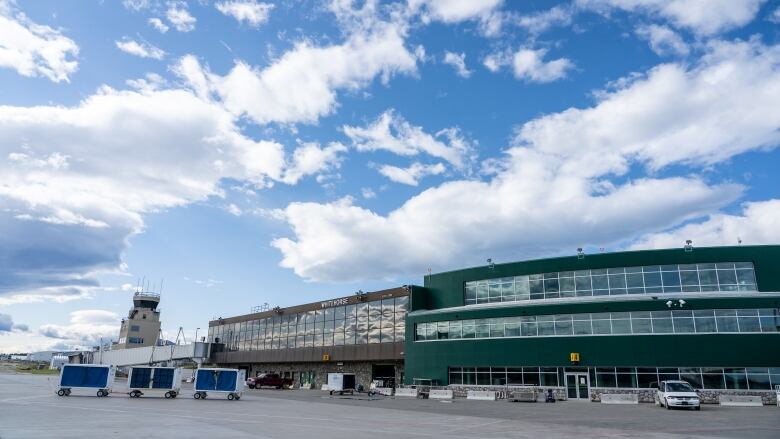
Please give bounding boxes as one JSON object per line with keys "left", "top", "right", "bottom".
{"left": 1, "top": 372, "right": 779, "bottom": 439}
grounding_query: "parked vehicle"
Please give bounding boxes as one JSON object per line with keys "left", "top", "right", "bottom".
{"left": 247, "top": 373, "right": 293, "bottom": 389}
{"left": 326, "top": 373, "right": 356, "bottom": 395}
{"left": 655, "top": 380, "right": 701, "bottom": 410}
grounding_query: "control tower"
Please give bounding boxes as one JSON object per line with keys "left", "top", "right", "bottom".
{"left": 116, "top": 292, "right": 161, "bottom": 349}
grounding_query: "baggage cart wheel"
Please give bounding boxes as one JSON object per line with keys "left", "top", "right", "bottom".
{"left": 65, "top": 389, "right": 71, "bottom": 396}
{"left": 171, "top": 392, "right": 178, "bottom": 398}
{"left": 164, "top": 391, "right": 172, "bottom": 399}
{"left": 235, "top": 395, "right": 241, "bottom": 400}
{"left": 227, "top": 393, "right": 235, "bottom": 400}
{"left": 57, "top": 389, "right": 65, "bottom": 396}
{"left": 97, "top": 390, "right": 104, "bottom": 397}
{"left": 194, "top": 392, "right": 201, "bottom": 399}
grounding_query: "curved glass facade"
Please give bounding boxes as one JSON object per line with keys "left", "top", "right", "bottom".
{"left": 415, "top": 308, "right": 780, "bottom": 341}
{"left": 464, "top": 262, "right": 757, "bottom": 305}
{"left": 209, "top": 296, "right": 408, "bottom": 351}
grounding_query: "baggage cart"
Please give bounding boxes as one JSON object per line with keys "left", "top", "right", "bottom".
{"left": 193, "top": 368, "right": 245, "bottom": 400}
{"left": 127, "top": 366, "right": 182, "bottom": 399}
{"left": 327, "top": 373, "right": 356, "bottom": 395}
{"left": 56, "top": 364, "right": 115, "bottom": 397}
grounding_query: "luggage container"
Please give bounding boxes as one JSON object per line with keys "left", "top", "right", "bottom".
{"left": 127, "top": 366, "right": 182, "bottom": 399}
{"left": 193, "top": 368, "right": 245, "bottom": 400}
{"left": 327, "top": 373, "right": 356, "bottom": 395}
{"left": 56, "top": 364, "right": 115, "bottom": 397}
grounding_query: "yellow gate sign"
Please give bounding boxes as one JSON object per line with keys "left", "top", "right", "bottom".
{"left": 322, "top": 353, "right": 330, "bottom": 361}
{"left": 570, "top": 352, "right": 580, "bottom": 363}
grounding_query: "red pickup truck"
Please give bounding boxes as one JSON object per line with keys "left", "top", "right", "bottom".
{"left": 247, "top": 373, "right": 293, "bottom": 389}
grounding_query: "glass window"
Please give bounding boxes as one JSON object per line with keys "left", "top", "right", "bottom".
{"left": 554, "top": 315, "right": 573, "bottom": 335}
{"left": 715, "top": 309, "right": 739, "bottom": 332}
{"left": 462, "top": 321, "right": 475, "bottom": 338}
{"left": 724, "top": 368, "right": 748, "bottom": 389}
{"left": 529, "top": 278, "right": 544, "bottom": 300}
{"left": 737, "top": 309, "right": 760, "bottom": 332}
{"left": 672, "top": 310, "right": 695, "bottom": 333}
{"left": 449, "top": 321, "right": 462, "bottom": 339}
{"left": 661, "top": 271, "right": 681, "bottom": 291}
{"left": 611, "top": 313, "right": 631, "bottom": 334}
{"left": 573, "top": 318, "right": 592, "bottom": 335}
{"left": 591, "top": 314, "right": 612, "bottom": 334}
{"left": 537, "top": 316, "right": 555, "bottom": 336}
{"left": 591, "top": 274, "right": 608, "bottom": 291}
{"left": 475, "top": 320, "right": 490, "bottom": 338}
{"left": 717, "top": 269, "right": 737, "bottom": 286}
{"left": 520, "top": 317, "right": 537, "bottom": 337}
{"left": 608, "top": 274, "right": 626, "bottom": 289}
{"left": 746, "top": 369, "right": 771, "bottom": 390}
{"left": 693, "top": 310, "right": 716, "bottom": 332}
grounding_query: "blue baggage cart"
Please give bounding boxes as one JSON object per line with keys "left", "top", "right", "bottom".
{"left": 127, "top": 366, "right": 182, "bottom": 398}
{"left": 193, "top": 368, "right": 245, "bottom": 400}
{"left": 57, "top": 364, "right": 115, "bottom": 397}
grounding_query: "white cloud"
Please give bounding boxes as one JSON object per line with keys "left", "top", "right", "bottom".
{"left": 409, "top": 0, "right": 503, "bottom": 24}
{"left": 39, "top": 309, "right": 119, "bottom": 347}
{"left": 148, "top": 17, "right": 169, "bottom": 33}
{"left": 0, "top": 313, "right": 28, "bottom": 333}
{"left": 512, "top": 48, "right": 574, "bottom": 83}
{"left": 632, "top": 199, "right": 780, "bottom": 249}
{"left": 342, "top": 109, "right": 474, "bottom": 169}
{"left": 0, "top": 1, "right": 79, "bottom": 82}
{"left": 512, "top": 4, "right": 574, "bottom": 35}
{"left": 122, "top": 0, "right": 150, "bottom": 11}
{"left": 226, "top": 203, "right": 243, "bottom": 216}
{"left": 115, "top": 38, "right": 165, "bottom": 60}
{"left": 176, "top": 20, "right": 417, "bottom": 125}
{"left": 215, "top": 1, "right": 274, "bottom": 28}
{"left": 0, "top": 85, "right": 294, "bottom": 300}
{"left": 636, "top": 24, "right": 689, "bottom": 56}
{"left": 516, "top": 38, "right": 780, "bottom": 173}
{"left": 378, "top": 162, "right": 446, "bottom": 186}
{"left": 770, "top": 6, "right": 780, "bottom": 23}
{"left": 166, "top": 1, "right": 196, "bottom": 32}
{"left": 271, "top": 39, "right": 780, "bottom": 282}
{"left": 442, "top": 51, "right": 472, "bottom": 78}
{"left": 578, "top": 0, "right": 766, "bottom": 35}
{"left": 361, "top": 187, "right": 376, "bottom": 199}
{"left": 281, "top": 142, "right": 348, "bottom": 185}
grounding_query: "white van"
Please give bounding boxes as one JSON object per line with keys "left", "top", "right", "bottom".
{"left": 655, "top": 380, "right": 701, "bottom": 410}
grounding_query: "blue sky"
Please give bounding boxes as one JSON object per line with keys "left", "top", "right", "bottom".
{"left": 1, "top": 0, "right": 779, "bottom": 352}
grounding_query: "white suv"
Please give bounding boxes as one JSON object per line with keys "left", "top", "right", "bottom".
{"left": 656, "top": 380, "right": 701, "bottom": 410}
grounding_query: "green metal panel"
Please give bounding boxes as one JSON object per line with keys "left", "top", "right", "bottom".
{"left": 404, "top": 246, "right": 780, "bottom": 384}
{"left": 416, "top": 245, "right": 780, "bottom": 311}
{"left": 405, "top": 334, "right": 780, "bottom": 385}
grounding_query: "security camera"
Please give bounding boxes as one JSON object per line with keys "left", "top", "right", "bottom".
{"left": 666, "top": 300, "right": 673, "bottom": 308}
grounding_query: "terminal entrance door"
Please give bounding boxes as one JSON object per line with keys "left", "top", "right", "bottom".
{"left": 565, "top": 373, "right": 589, "bottom": 400}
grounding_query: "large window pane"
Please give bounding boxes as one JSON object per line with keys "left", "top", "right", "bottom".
{"left": 715, "top": 310, "right": 738, "bottom": 332}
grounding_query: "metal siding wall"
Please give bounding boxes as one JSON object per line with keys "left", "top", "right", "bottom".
{"left": 404, "top": 334, "right": 780, "bottom": 385}
{"left": 420, "top": 246, "right": 780, "bottom": 311}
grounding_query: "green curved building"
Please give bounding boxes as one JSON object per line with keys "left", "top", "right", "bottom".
{"left": 405, "top": 245, "right": 780, "bottom": 401}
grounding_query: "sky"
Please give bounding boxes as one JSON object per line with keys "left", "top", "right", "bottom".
{"left": 1, "top": 0, "right": 780, "bottom": 353}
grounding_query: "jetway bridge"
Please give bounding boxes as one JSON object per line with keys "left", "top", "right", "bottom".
{"left": 86, "top": 342, "right": 215, "bottom": 367}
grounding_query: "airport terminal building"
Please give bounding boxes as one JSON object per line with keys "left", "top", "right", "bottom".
{"left": 207, "top": 287, "right": 411, "bottom": 388}
{"left": 405, "top": 245, "right": 780, "bottom": 401}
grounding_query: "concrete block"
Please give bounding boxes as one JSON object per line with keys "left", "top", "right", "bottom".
{"left": 376, "top": 387, "right": 393, "bottom": 396}
{"left": 429, "top": 389, "right": 453, "bottom": 399}
{"left": 600, "top": 393, "right": 639, "bottom": 405}
{"left": 467, "top": 390, "right": 496, "bottom": 401}
{"left": 719, "top": 395, "right": 763, "bottom": 407}
{"left": 395, "top": 388, "right": 419, "bottom": 397}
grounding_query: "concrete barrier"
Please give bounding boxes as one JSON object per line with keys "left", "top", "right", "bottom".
{"left": 395, "top": 388, "right": 419, "bottom": 398}
{"left": 429, "top": 389, "right": 454, "bottom": 400}
{"left": 509, "top": 389, "right": 537, "bottom": 402}
{"left": 719, "top": 395, "right": 763, "bottom": 407}
{"left": 466, "top": 390, "right": 496, "bottom": 401}
{"left": 600, "top": 393, "right": 639, "bottom": 405}
{"left": 376, "top": 387, "right": 393, "bottom": 396}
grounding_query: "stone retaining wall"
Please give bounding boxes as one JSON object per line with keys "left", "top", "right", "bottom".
{"left": 446, "top": 385, "right": 567, "bottom": 401}
{"left": 589, "top": 387, "right": 778, "bottom": 405}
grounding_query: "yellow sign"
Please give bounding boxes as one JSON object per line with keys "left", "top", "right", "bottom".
{"left": 570, "top": 352, "right": 580, "bottom": 362}
{"left": 322, "top": 354, "right": 330, "bottom": 361}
